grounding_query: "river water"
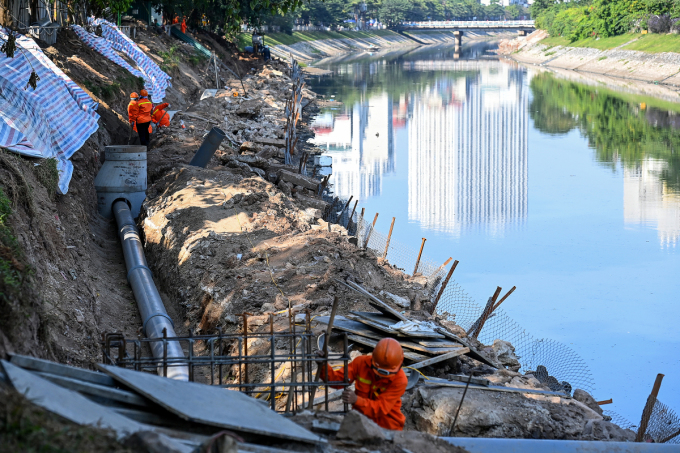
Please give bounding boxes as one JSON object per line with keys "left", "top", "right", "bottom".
{"left": 306, "top": 42, "right": 680, "bottom": 422}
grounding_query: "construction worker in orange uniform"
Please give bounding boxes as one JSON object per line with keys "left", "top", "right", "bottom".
{"left": 129, "top": 89, "right": 153, "bottom": 147}
{"left": 181, "top": 17, "right": 187, "bottom": 34}
{"left": 151, "top": 102, "right": 171, "bottom": 129}
{"left": 318, "top": 338, "right": 408, "bottom": 431}
{"left": 172, "top": 15, "right": 179, "bottom": 24}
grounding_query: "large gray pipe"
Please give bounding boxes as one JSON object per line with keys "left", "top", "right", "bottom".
{"left": 189, "top": 126, "right": 226, "bottom": 168}
{"left": 113, "top": 200, "right": 189, "bottom": 381}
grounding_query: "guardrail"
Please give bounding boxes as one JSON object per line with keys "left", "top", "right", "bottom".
{"left": 402, "top": 20, "right": 535, "bottom": 28}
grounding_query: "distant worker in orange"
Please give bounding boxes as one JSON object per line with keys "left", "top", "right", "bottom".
{"left": 317, "top": 338, "right": 407, "bottom": 430}
{"left": 181, "top": 17, "right": 187, "bottom": 34}
{"left": 128, "top": 89, "right": 153, "bottom": 147}
{"left": 151, "top": 102, "right": 171, "bottom": 130}
{"left": 172, "top": 15, "right": 179, "bottom": 24}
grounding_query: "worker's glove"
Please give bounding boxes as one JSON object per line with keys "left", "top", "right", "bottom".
{"left": 342, "top": 388, "right": 358, "bottom": 405}
{"left": 314, "top": 350, "right": 327, "bottom": 365}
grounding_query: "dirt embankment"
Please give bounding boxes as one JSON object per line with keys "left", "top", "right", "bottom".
{"left": 0, "top": 23, "right": 261, "bottom": 367}
{"left": 500, "top": 30, "right": 680, "bottom": 99}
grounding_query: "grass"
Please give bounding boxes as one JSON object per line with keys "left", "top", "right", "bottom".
{"left": 32, "top": 158, "right": 58, "bottom": 199}
{"left": 540, "top": 32, "right": 680, "bottom": 53}
{"left": 623, "top": 33, "right": 680, "bottom": 53}
{"left": 158, "top": 45, "right": 181, "bottom": 73}
{"left": 235, "top": 30, "right": 401, "bottom": 51}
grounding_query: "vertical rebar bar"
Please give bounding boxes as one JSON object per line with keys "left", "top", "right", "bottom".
{"left": 162, "top": 328, "right": 168, "bottom": 378}
{"left": 218, "top": 327, "right": 223, "bottom": 385}
{"left": 413, "top": 238, "right": 427, "bottom": 276}
{"left": 188, "top": 330, "right": 194, "bottom": 382}
{"left": 383, "top": 217, "right": 396, "bottom": 259}
{"left": 210, "top": 338, "right": 215, "bottom": 385}
{"left": 270, "top": 314, "right": 276, "bottom": 410}
{"left": 242, "top": 313, "right": 250, "bottom": 390}
{"left": 343, "top": 333, "right": 349, "bottom": 413}
{"left": 432, "top": 260, "right": 459, "bottom": 314}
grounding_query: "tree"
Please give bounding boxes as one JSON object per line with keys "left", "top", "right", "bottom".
{"left": 485, "top": 0, "right": 505, "bottom": 19}
{"left": 379, "top": 0, "right": 411, "bottom": 26}
{"left": 505, "top": 4, "right": 520, "bottom": 19}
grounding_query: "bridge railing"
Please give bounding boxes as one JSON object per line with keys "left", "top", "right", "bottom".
{"left": 401, "top": 20, "right": 535, "bottom": 28}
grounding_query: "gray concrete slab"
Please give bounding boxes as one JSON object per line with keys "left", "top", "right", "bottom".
{"left": 98, "top": 364, "right": 323, "bottom": 445}
{"left": 10, "top": 353, "right": 115, "bottom": 386}
{"left": 1, "top": 360, "right": 143, "bottom": 439}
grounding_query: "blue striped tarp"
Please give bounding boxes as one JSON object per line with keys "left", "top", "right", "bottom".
{"left": 0, "top": 28, "right": 99, "bottom": 194}
{"left": 92, "top": 19, "right": 171, "bottom": 101}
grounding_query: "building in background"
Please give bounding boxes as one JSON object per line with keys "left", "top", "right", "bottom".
{"left": 311, "top": 93, "right": 396, "bottom": 201}
{"left": 624, "top": 158, "right": 680, "bottom": 247}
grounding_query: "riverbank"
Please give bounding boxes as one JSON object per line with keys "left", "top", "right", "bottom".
{"left": 500, "top": 30, "right": 680, "bottom": 95}
{"left": 237, "top": 30, "right": 416, "bottom": 61}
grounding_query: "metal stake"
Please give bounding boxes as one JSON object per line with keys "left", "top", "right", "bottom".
{"left": 432, "top": 260, "right": 459, "bottom": 314}
{"left": 636, "top": 373, "right": 665, "bottom": 442}
{"left": 413, "top": 238, "right": 427, "bottom": 276}
{"left": 363, "top": 213, "right": 379, "bottom": 249}
{"left": 383, "top": 217, "right": 396, "bottom": 259}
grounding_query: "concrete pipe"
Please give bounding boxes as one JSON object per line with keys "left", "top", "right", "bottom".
{"left": 189, "top": 126, "right": 226, "bottom": 168}
{"left": 113, "top": 200, "right": 189, "bottom": 381}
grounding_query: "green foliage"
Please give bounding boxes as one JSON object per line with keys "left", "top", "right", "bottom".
{"left": 529, "top": 72, "right": 680, "bottom": 191}
{"left": 158, "top": 45, "right": 181, "bottom": 73}
{"left": 32, "top": 158, "right": 59, "bottom": 199}
{"left": 550, "top": 6, "right": 597, "bottom": 42}
{"left": 505, "top": 4, "right": 520, "bottom": 19}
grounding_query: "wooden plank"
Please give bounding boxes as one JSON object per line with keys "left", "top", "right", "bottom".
{"left": 352, "top": 311, "right": 445, "bottom": 339}
{"left": 315, "top": 316, "right": 384, "bottom": 342}
{"left": 346, "top": 313, "right": 402, "bottom": 336}
{"left": 346, "top": 335, "right": 430, "bottom": 362}
{"left": 416, "top": 339, "right": 461, "bottom": 348}
{"left": 434, "top": 327, "right": 501, "bottom": 369}
{"left": 34, "top": 371, "right": 150, "bottom": 408}
{"left": 408, "top": 348, "right": 470, "bottom": 370}
{"left": 422, "top": 377, "right": 571, "bottom": 397}
{"left": 336, "top": 279, "right": 408, "bottom": 322}
{"left": 10, "top": 354, "right": 115, "bottom": 387}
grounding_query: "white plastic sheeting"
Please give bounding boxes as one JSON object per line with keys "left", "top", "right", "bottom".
{"left": 0, "top": 28, "right": 99, "bottom": 194}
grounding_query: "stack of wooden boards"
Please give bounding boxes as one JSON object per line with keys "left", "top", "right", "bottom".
{"left": 317, "top": 279, "right": 500, "bottom": 370}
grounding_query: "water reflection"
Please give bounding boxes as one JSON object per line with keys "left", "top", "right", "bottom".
{"left": 529, "top": 72, "right": 680, "bottom": 246}
{"left": 407, "top": 62, "right": 527, "bottom": 235}
{"left": 311, "top": 45, "right": 528, "bottom": 235}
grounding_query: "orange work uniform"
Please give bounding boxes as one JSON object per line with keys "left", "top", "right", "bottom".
{"left": 151, "top": 102, "right": 170, "bottom": 128}
{"left": 134, "top": 97, "right": 153, "bottom": 123}
{"left": 173, "top": 16, "right": 179, "bottom": 24}
{"left": 181, "top": 19, "right": 187, "bottom": 34}
{"left": 128, "top": 99, "right": 138, "bottom": 124}
{"left": 321, "top": 354, "right": 407, "bottom": 430}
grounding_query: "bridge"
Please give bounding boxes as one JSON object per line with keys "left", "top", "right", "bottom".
{"left": 400, "top": 20, "right": 535, "bottom": 30}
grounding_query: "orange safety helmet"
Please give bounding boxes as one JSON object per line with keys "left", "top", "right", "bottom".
{"left": 140, "top": 89, "right": 149, "bottom": 97}
{"left": 130, "top": 92, "right": 139, "bottom": 99}
{"left": 371, "top": 338, "right": 403, "bottom": 375}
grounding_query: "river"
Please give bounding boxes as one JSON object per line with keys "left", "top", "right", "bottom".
{"left": 306, "top": 42, "right": 680, "bottom": 423}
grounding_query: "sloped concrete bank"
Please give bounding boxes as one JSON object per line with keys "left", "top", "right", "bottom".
{"left": 500, "top": 31, "right": 680, "bottom": 98}
{"left": 271, "top": 33, "right": 416, "bottom": 62}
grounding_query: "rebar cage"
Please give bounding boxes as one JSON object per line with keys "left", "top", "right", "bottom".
{"left": 101, "top": 312, "right": 350, "bottom": 413}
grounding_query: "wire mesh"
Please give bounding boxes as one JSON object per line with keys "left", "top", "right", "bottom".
{"left": 325, "top": 210, "right": 596, "bottom": 396}
{"left": 637, "top": 397, "right": 680, "bottom": 443}
{"left": 321, "top": 208, "right": 680, "bottom": 433}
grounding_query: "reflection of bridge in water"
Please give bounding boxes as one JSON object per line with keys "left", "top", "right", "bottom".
{"left": 403, "top": 60, "right": 511, "bottom": 71}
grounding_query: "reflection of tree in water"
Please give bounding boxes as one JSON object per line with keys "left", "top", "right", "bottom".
{"left": 529, "top": 73, "right": 680, "bottom": 192}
